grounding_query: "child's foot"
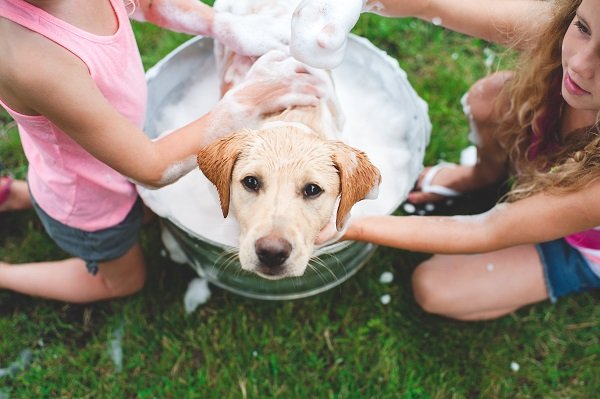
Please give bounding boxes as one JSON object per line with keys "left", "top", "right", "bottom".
{"left": 0, "top": 178, "right": 32, "bottom": 212}
{"left": 407, "top": 163, "right": 486, "bottom": 204}
{"left": 403, "top": 163, "right": 504, "bottom": 216}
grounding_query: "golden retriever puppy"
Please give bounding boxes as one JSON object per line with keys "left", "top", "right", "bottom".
{"left": 197, "top": 0, "right": 381, "bottom": 279}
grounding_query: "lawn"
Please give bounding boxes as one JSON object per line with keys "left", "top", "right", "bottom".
{"left": 1, "top": 6, "right": 598, "bottom": 399}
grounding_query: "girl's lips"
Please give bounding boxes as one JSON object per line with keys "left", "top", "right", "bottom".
{"left": 564, "top": 73, "right": 590, "bottom": 96}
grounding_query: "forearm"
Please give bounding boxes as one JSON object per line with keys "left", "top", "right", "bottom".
{"left": 134, "top": 0, "right": 215, "bottom": 36}
{"left": 345, "top": 213, "right": 498, "bottom": 254}
{"left": 369, "top": 0, "right": 552, "bottom": 47}
{"left": 131, "top": 110, "right": 227, "bottom": 188}
{"left": 346, "top": 189, "right": 600, "bottom": 254}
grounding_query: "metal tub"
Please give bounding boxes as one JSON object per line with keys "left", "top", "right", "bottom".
{"left": 138, "top": 35, "right": 430, "bottom": 300}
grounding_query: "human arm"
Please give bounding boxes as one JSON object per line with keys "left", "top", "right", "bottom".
{"left": 132, "top": 0, "right": 290, "bottom": 56}
{"left": 291, "top": 0, "right": 552, "bottom": 68}
{"left": 343, "top": 182, "right": 600, "bottom": 254}
{"left": 1, "top": 35, "right": 321, "bottom": 188}
{"left": 369, "top": 0, "right": 553, "bottom": 47}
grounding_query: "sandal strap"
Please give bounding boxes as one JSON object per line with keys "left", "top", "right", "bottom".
{"left": 420, "top": 162, "right": 462, "bottom": 197}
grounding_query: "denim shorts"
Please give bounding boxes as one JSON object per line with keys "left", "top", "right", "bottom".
{"left": 536, "top": 238, "right": 600, "bottom": 303}
{"left": 31, "top": 195, "right": 144, "bottom": 275}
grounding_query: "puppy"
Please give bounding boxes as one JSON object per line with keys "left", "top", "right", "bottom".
{"left": 197, "top": 0, "right": 381, "bottom": 279}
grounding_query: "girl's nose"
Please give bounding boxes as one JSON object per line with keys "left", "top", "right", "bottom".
{"left": 568, "top": 44, "right": 599, "bottom": 80}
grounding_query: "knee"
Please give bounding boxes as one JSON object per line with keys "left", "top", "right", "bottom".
{"left": 124, "top": 264, "right": 147, "bottom": 295}
{"left": 411, "top": 260, "right": 452, "bottom": 315}
{"left": 464, "top": 71, "right": 512, "bottom": 126}
{"left": 101, "top": 260, "right": 147, "bottom": 299}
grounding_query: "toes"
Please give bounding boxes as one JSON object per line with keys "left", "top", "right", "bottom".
{"left": 407, "top": 191, "right": 443, "bottom": 204}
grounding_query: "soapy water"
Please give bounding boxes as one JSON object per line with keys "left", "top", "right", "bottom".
{"left": 139, "top": 35, "right": 429, "bottom": 248}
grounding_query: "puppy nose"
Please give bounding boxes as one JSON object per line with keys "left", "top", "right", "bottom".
{"left": 255, "top": 236, "right": 292, "bottom": 268}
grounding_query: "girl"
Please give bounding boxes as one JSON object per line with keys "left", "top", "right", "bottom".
{"left": 0, "top": 0, "right": 321, "bottom": 303}
{"left": 311, "top": 0, "right": 600, "bottom": 320}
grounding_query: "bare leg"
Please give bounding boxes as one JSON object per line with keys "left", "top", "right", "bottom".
{"left": 411, "top": 244, "right": 549, "bottom": 321}
{"left": 408, "top": 71, "right": 512, "bottom": 204}
{"left": 0, "top": 243, "right": 146, "bottom": 303}
{"left": 0, "top": 178, "right": 32, "bottom": 212}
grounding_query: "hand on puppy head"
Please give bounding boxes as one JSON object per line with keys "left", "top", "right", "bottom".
{"left": 209, "top": 50, "right": 325, "bottom": 136}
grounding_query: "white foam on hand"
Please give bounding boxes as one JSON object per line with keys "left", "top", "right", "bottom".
{"left": 290, "top": 0, "right": 365, "bottom": 69}
{"left": 210, "top": 50, "right": 325, "bottom": 137}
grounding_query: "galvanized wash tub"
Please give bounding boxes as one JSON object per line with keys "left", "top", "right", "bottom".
{"left": 138, "top": 35, "right": 430, "bottom": 300}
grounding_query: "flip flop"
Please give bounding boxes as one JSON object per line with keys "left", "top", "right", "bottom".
{"left": 0, "top": 176, "right": 14, "bottom": 207}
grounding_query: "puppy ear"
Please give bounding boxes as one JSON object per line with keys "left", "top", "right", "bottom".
{"left": 331, "top": 142, "right": 381, "bottom": 231}
{"left": 197, "top": 132, "right": 249, "bottom": 218}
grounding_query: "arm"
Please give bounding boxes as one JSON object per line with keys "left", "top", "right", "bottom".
{"left": 133, "top": 0, "right": 290, "bottom": 56}
{"left": 344, "top": 181, "right": 600, "bottom": 254}
{"left": 291, "top": 0, "right": 552, "bottom": 68}
{"left": 2, "top": 36, "right": 320, "bottom": 188}
{"left": 369, "top": 0, "right": 553, "bottom": 47}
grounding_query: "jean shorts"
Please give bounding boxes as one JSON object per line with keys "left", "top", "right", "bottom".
{"left": 536, "top": 238, "right": 600, "bottom": 303}
{"left": 30, "top": 195, "right": 144, "bottom": 275}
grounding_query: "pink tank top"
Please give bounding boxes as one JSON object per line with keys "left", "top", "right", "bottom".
{"left": 0, "top": 0, "right": 147, "bottom": 231}
{"left": 529, "top": 80, "right": 600, "bottom": 276}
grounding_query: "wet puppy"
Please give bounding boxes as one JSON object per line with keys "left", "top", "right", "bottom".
{"left": 197, "top": 0, "right": 380, "bottom": 279}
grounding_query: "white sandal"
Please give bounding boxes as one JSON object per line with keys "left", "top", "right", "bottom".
{"left": 420, "top": 162, "right": 462, "bottom": 197}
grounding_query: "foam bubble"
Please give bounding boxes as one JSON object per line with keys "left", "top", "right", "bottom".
{"left": 291, "top": 0, "right": 365, "bottom": 69}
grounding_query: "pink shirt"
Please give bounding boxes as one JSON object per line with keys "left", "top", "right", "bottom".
{"left": 0, "top": 0, "right": 147, "bottom": 231}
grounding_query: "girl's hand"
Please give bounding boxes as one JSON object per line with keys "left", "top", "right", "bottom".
{"left": 315, "top": 211, "right": 351, "bottom": 247}
{"left": 209, "top": 50, "right": 325, "bottom": 138}
{"left": 212, "top": 12, "right": 291, "bottom": 57}
{"left": 290, "top": 0, "right": 365, "bottom": 69}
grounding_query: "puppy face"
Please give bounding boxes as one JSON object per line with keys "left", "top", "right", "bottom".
{"left": 197, "top": 127, "right": 380, "bottom": 279}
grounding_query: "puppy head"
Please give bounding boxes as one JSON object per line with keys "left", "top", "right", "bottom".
{"left": 197, "top": 127, "right": 380, "bottom": 279}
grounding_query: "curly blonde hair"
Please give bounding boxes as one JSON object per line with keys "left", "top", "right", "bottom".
{"left": 495, "top": 0, "right": 600, "bottom": 201}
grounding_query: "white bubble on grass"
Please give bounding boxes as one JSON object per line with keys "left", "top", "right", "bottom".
{"left": 510, "top": 361, "right": 520, "bottom": 372}
{"left": 109, "top": 323, "right": 125, "bottom": 373}
{"left": 432, "top": 17, "right": 442, "bottom": 26}
{"left": 184, "top": 277, "right": 212, "bottom": 313}
{"left": 403, "top": 202, "right": 416, "bottom": 214}
{"left": 379, "top": 271, "right": 394, "bottom": 284}
{"left": 252, "top": 351, "right": 258, "bottom": 358}
{"left": 483, "top": 47, "right": 496, "bottom": 71}
{"left": 380, "top": 294, "right": 391, "bottom": 305}
{"left": 0, "top": 349, "right": 33, "bottom": 378}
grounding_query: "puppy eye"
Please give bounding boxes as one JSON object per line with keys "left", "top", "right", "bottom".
{"left": 242, "top": 176, "right": 260, "bottom": 192}
{"left": 304, "top": 183, "right": 322, "bottom": 198}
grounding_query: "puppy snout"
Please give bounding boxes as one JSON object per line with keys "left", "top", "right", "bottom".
{"left": 255, "top": 235, "right": 292, "bottom": 269}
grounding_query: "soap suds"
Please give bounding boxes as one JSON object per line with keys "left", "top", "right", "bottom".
{"left": 138, "top": 36, "right": 430, "bottom": 248}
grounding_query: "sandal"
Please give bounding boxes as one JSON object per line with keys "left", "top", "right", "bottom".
{"left": 401, "top": 161, "right": 504, "bottom": 216}
{"left": 0, "top": 175, "right": 14, "bottom": 208}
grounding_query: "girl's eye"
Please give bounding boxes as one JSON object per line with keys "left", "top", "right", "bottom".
{"left": 574, "top": 20, "right": 590, "bottom": 35}
{"left": 303, "top": 183, "right": 322, "bottom": 198}
{"left": 242, "top": 176, "right": 260, "bottom": 191}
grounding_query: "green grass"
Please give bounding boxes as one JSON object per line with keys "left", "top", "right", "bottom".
{"left": 1, "top": 12, "right": 599, "bottom": 399}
